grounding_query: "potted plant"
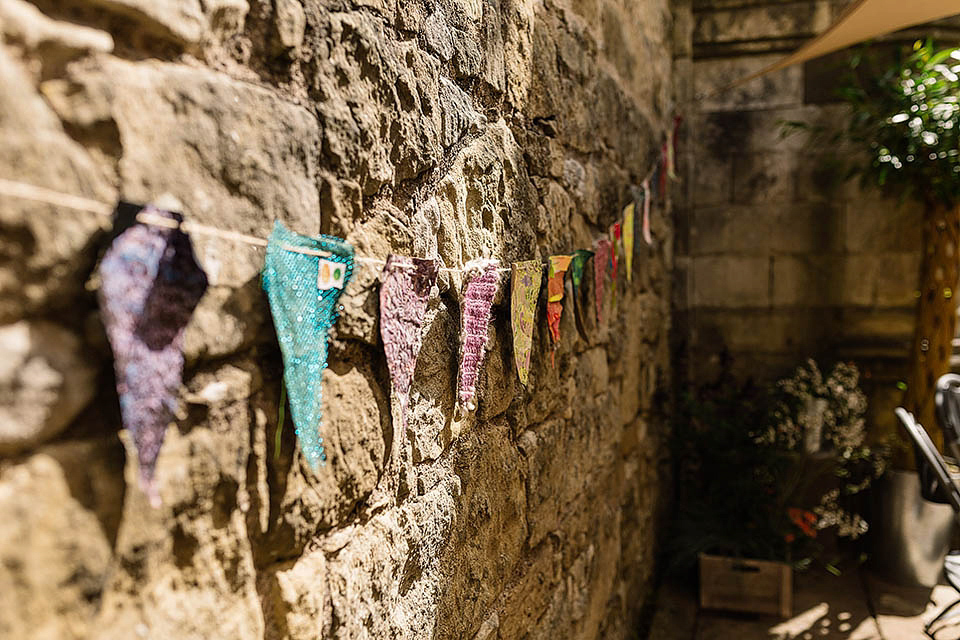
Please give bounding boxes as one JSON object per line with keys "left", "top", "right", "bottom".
{"left": 668, "top": 360, "right": 888, "bottom": 616}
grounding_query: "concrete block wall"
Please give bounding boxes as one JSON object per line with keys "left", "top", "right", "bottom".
{"left": 675, "top": 0, "right": 960, "bottom": 435}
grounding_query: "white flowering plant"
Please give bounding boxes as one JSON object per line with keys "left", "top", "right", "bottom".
{"left": 760, "top": 360, "right": 889, "bottom": 561}
{"left": 669, "top": 359, "right": 889, "bottom": 573}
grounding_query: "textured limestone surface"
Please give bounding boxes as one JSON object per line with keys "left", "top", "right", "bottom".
{"left": 0, "top": 0, "right": 681, "bottom": 638}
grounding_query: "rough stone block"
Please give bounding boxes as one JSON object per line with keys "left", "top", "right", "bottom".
{"left": 695, "top": 55, "right": 804, "bottom": 112}
{"left": 732, "top": 152, "right": 798, "bottom": 205}
{"left": 843, "top": 253, "right": 920, "bottom": 308}
{"left": 0, "top": 321, "right": 97, "bottom": 454}
{"left": 691, "top": 151, "right": 732, "bottom": 207}
{"left": 0, "top": 455, "right": 112, "bottom": 640}
{"left": 0, "top": 45, "right": 114, "bottom": 323}
{"left": 691, "top": 202, "right": 843, "bottom": 256}
{"left": 771, "top": 254, "right": 843, "bottom": 307}
{"left": 83, "top": 0, "right": 207, "bottom": 44}
{"left": 694, "top": 3, "right": 827, "bottom": 46}
{"left": 844, "top": 199, "right": 923, "bottom": 253}
{"left": 690, "top": 256, "right": 770, "bottom": 308}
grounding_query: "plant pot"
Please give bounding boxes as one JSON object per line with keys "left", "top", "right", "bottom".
{"left": 869, "top": 469, "right": 955, "bottom": 587}
{"left": 698, "top": 553, "right": 792, "bottom": 618}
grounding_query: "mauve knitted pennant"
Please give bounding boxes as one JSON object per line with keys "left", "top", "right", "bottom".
{"left": 98, "top": 206, "right": 208, "bottom": 507}
{"left": 570, "top": 249, "right": 594, "bottom": 339}
{"left": 379, "top": 255, "right": 438, "bottom": 425}
{"left": 510, "top": 260, "right": 542, "bottom": 387}
{"left": 622, "top": 202, "right": 635, "bottom": 283}
{"left": 546, "top": 255, "right": 573, "bottom": 365}
{"left": 642, "top": 177, "right": 653, "bottom": 245}
{"left": 594, "top": 238, "right": 611, "bottom": 324}
{"left": 610, "top": 222, "right": 621, "bottom": 310}
{"left": 457, "top": 260, "right": 499, "bottom": 412}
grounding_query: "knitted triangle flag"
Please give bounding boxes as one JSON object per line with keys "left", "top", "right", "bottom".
{"left": 570, "top": 249, "right": 594, "bottom": 339}
{"left": 642, "top": 177, "right": 653, "bottom": 245}
{"left": 98, "top": 205, "right": 208, "bottom": 507}
{"left": 262, "top": 221, "right": 354, "bottom": 472}
{"left": 546, "top": 255, "right": 573, "bottom": 365}
{"left": 622, "top": 202, "right": 635, "bottom": 283}
{"left": 610, "top": 222, "right": 621, "bottom": 310}
{"left": 510, "top": 260, "right": 542, "bottom": 387}
{"left": 593, "top": 238, "right": 611, "bottom": 324}
{"left": 457, "top": 260, "right": 499, "bottom": 412}
{"left": 379, "top": 256, "right": 438, "bottom": 425}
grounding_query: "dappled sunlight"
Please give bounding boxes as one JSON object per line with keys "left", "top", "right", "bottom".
{"left": 867, "top": 575, "right": 960, "bottom": 639}
{"left": 767, "top": 602, "right": 878, "bottom": 639}
{"left": 661, "top": 568, "right": 960, "bottom": 639}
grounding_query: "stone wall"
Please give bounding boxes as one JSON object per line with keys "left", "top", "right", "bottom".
{"left": 0, "top": 1, "right": 684, "bottom": 638}
{"left": 676, "top": 0, "right": 960, "bottom": 435}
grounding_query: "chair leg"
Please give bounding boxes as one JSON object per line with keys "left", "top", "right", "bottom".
{"left": 927, "top": 598, "right": 960, "bottom": 638}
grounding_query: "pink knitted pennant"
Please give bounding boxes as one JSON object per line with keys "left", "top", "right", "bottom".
{"left": 457, "top": 260, "right": 499, "bottom": 412}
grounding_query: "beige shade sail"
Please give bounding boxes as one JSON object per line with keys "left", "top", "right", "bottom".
{"left": 735, "top": 0, "right": 960, "bottom": 86}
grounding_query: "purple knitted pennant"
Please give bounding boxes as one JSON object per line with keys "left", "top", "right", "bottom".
{"left": 98, "top": 206, "right": 208, "bottom": 507}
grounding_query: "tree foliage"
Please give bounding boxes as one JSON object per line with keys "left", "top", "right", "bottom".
{"left": 839, "top": 41, "right": 960, "bottom": 208}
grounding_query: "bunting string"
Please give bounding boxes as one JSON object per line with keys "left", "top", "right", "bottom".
{"left": 0, "top": 116, "right": 680, "bottom": 506}
{"left": 0, "top": 177, "right": 516, "bottom": 274}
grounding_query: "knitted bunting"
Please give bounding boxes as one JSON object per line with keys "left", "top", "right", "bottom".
{"left": 98, "top": 206, "right": 208, "bottom": 506}
{"left": 593, "top": 238, "right": 611, "bottom": 324}
{"left": 262, "top": 221, "right": 354, "bottom": 472}
{"left": 641, "top": 177, "right": 653, "bottom": 245}
{"left": 510, "top": 260, "right": 542, "bottom": 386}
{"left": 622, "top": 202, "right": 635, "bottom": 283}
{"left": 457, "top": 260, "right": 500, "bottom": 411}
{"left": 569, "top": 249, "right": 594, "bottom": 338}
{"left": 610, "top": 222, "right": 621, "bottom": 310}
{"left": 570, "top": 249, "right": 593, "bottom": 292}
{"left": 546, "top": 255, "right": 573, "bottom": 365}
{"left": 379, "top": 256, "right": 439, "bottom": 426}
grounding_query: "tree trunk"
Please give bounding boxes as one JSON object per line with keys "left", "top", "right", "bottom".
{"left": 902, "top": 202, "right": 960, "bottom": 462}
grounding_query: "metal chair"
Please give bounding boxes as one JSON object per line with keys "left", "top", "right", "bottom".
{"left": 935, "top": 373, "right": 960, "bottom": 463}
{"left": 895, "top": 408, "right": 960, "bottom": 638}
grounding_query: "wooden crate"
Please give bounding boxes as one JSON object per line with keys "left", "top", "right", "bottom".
{"left": 699, "top": 553, "right": 793, "bottom": 618}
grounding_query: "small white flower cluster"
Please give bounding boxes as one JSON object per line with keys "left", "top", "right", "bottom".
{"left": 814, "top": 489, "right": 869, "bottom": 539}
{"left": 755, "top": 359, "right": 872, "bottom": 457}
{"left": 757, "top": 359, "right": 888, "bottom": 542}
